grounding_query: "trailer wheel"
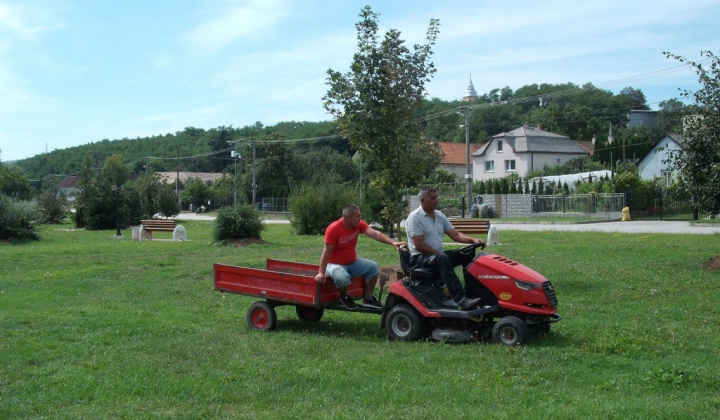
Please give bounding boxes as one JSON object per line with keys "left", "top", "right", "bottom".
{"left": 492, "top": 316, "right": 528, "bottom": 346}
{"left": 386, "top": 304, "right": 427, "bottom": 342}
{"left": 247, "top": 301, "right": 277, "bottom": 331}
{"left": 296, "top": 306, "right": 324, "bottom": 322}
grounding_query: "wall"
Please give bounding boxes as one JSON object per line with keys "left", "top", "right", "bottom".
{"left": 406, "top": 193, "right": 621, "bottom": 219}
{"left": 473, "top": 194, "right": 620, "bottom": 219}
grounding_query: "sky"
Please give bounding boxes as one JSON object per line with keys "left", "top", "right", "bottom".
{"left": 1, "top": 0, "right": 719, "bottom": 162}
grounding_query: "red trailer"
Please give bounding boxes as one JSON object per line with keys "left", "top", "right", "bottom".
{"left": 214, "top": 259, "right": 381, "bottom": 331}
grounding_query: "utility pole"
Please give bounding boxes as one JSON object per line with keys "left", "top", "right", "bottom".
{"left": 230, "top": 142, "right": 241, "bottom": 208}
{"left": 462, "top": 107, "right": 472, "bottom": 215}
{"left": 608, "top": 123, "right": 614, "bottom": 169}
{"left": 176, "top": 147, "right": 180, "bottom": 203}
{"left": 251, "top": 141, "right": 257, "bottom": 206}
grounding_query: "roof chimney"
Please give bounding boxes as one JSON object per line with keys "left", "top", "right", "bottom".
{"left": 537, "top": 123, "right": 543, "bottom": 130}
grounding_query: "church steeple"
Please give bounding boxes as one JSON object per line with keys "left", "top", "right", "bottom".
{"left": 463, "top": 74, "right": 478, "bottom": 102}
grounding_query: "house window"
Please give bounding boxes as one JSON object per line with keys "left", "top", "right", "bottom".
{"left": 485, "top": 160, "right": 495, "bottom": 172}
{"left": 505, "top": 160, "right": 516, "bottom": 172}
{"left": 661, "top": 170, "right": 672, "bottom": 187}
{"left": 497, "top": 140, "right": 503, "bottom": 152}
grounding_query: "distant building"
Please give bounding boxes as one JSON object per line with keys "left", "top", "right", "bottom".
{"left": 57, "top": 175, "right": 80, "bottom": 202}
{"left": 472, "top": 124, "right": 589, "bottom": 181}
{"left": 637, "top": 133, "right": 684, "bottom": 187}
{"left": 627, "top": 110, "right": 658, "bottom": 128}
{"left": 157, "top": 172, "right": 225, "bottom": 185}
{"left": 435, "top": 142, "right": 482, "bottom": 182}
{"left": 528, "top": 170, "right": 613, "bottom": 192}
{"left": 462, "top": 75, "right": 478, "bottom": 102}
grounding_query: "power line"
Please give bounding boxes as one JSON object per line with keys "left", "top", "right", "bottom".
{"left": 416, "top": 60, "right": 706, "bottom": 124}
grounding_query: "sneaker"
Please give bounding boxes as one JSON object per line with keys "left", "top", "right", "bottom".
{"left": 340, "top": 294, "right": 358, "bottom": 310}
{"left": 362, "top": 296, "right": 382, "bottom": 308}
{"left": 458, "top": 297, "right": 482, "bottom": 310}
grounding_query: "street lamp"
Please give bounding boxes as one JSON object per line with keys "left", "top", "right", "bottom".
{"left": 231, "top": 146, "right": 240, "bottom": 208}
{"left": 111, "top": 184, "right": 125, "bottom": 238}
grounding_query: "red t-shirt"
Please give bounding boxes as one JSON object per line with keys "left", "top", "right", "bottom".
{"left": 324, "top": 218, "right": 369, "bottom": 265}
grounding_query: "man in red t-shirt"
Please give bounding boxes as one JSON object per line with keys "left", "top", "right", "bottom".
{"left": 315, "top": 204, "right": 405, "bottom": 310}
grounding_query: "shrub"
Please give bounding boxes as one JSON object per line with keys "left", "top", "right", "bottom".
{"left": 37, "top": 190, "right": 68, "bottom": 224}
{"left": 213, "top": 205, "right": 265, "bottom": 242}
{"left": 289, "top": 183, "right": 358, "bottom": 235}
{"left": 0, "top": 195, "right": 40, "bottom": 242}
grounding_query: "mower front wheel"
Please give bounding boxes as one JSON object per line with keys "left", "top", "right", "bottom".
{"left": 492, "top": 316, "right": 528, "bottom": 346}
{"left": 386, "top": 303, "right": 427, "bottom": 341}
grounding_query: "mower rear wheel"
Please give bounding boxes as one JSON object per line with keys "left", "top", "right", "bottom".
{"left": 492, "top": 316, "right": 528, "bottom": 346}
{"left": 247, "top": 301, "right": 277, "bottom": 331}
{"left": 296, "top": 306, "right": 324, "bottom": 322}
{"left": 386, "top": 304, "right": 427, "bottom": 341}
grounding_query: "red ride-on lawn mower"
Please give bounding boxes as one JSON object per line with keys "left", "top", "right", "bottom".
{"left": 381, "top": 243, "right": 561, "bottom": 346}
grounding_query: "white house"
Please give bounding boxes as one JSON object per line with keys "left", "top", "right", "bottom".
{"left": 472, "top": 124, "right": 589, "bottom": 181}
{"left": 57, "top": 175, "right": 80, "bottom": 202}
{"left": 637, "top": 133, "right": 684, "bottom": 186}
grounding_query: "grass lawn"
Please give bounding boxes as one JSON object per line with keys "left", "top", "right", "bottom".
{"left": 2, "top": 220, "right": 720, "bottom": 419}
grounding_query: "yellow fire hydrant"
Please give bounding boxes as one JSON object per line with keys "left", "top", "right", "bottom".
{"left": 621, "top": 206, "right": 631, "bottom": 222}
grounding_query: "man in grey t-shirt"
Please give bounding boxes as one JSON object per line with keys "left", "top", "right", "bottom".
{"left": 406, "top": 187, "right": 486, "bottom": 310}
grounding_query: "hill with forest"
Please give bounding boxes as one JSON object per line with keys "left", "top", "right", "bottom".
{"left": 11, "top": 81, "right": 693, "bottom": 182}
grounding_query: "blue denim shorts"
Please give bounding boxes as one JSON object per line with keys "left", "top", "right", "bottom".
{"left": 325, "top": 258, "right": 379, "bottom": 288}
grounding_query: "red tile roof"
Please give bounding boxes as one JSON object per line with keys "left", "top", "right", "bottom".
{"left": 437, "top": 142, "right": 481, "bottom": 165}
{"left": 57, "top": 175, "right": 79, "bottom": 188}
{"left": 573, "top": 140, "right": 594, "bottom": 156}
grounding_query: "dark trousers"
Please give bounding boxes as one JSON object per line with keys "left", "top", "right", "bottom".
{"left": 411, "top": 249, "right": 474, "bottom": 303}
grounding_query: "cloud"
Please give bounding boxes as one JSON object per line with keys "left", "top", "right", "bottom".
{"left": 0, "top": 3, "right": 53, "bottom": 39}
{"left": 187, "top": 0, "right": 287, "bottom": 54}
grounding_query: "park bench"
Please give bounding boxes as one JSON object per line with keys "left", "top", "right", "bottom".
{"left": 139, "top": 219, "right": 187, "bottom": 241}
{"left": 449, "top": 219, "right": 491, "bottom": 235}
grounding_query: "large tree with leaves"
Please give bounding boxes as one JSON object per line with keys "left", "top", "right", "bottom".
{"left": 665, "top": 50, "right": 720, "bottom": 217}
{"left": 323, "top": 6, "right": 441, "bottom": 233}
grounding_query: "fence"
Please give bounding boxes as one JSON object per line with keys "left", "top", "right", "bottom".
{"left": 257, "top": 197, "right": 289, "bottom": 212}
{"left": 428, "top": 191, "right": 625, "bottom": 219}
{"left": 628, "top": 190, "right": 712, "bottom": 220}
{"left": 532, "top": 193, "right": 626, "bottom": 214}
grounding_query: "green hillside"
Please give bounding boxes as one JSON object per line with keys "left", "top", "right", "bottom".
{"left": 11, "top": 82, "right": 692, "bottom": 182}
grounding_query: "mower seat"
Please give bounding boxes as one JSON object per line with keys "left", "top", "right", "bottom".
{"left": 398, "top": 245, "right": 440, "bottom": 285}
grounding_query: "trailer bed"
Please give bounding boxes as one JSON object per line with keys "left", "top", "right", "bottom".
{"left": 214, "top": 258, "right": 366, "bottom": 309}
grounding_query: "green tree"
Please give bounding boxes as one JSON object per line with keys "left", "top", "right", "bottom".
{"left": 289, "top": 182, "right": 358, "bottom": 235}
{"left": 209, "top": 126, "right": 234, "bottom": 173}
{"left": 74, "top": 154, "right": 133, "bottom": 230}
{"left": 288, "top": 147, "right": 359, "bottom": 187}
{"left": 666, "top": 50, "right": 720, "bottom": 217}
{"left": 211, "top": 174, "right": 235, "bottom": 208}
{"left": 134, "top": 173, "right": 180, "bottom": 219}
{"left": 37, "top": 189, "right": 68, "bottom": 224}
{"left": 103, "top": 154, "right": 129, "bottom": 187}
{"left": 0, "top": 164, "right": 32, "bottom": 199}
{"left": 181, "top": 178, "right": 212, "bottom": 209}
{"left": 323, "top": 6, "right": 441, "bottom": 233}
{"left": 0, "top": 194, "right": 40, "bottom": 241}
{"left": 658, "top": 98, "right": 694, "bottom": 133}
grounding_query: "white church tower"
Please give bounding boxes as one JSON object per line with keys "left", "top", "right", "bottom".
{"left": 462, "top": 74, "right": 478, "bottom": 102}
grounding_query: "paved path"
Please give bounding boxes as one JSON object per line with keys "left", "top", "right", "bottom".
{"left": 491, "top": 220, "right": 720, "bottom": 235}
{"left": 173, "top": 213, "right": 720, "bottom": 234}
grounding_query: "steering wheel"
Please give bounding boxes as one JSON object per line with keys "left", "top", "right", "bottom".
{"left": 456, "top": 241, "right": 486, "bottom": 257}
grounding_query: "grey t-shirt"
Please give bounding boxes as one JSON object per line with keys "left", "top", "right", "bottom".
{"left": 405, "top": 206, "right": 453, "bottom": 256}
